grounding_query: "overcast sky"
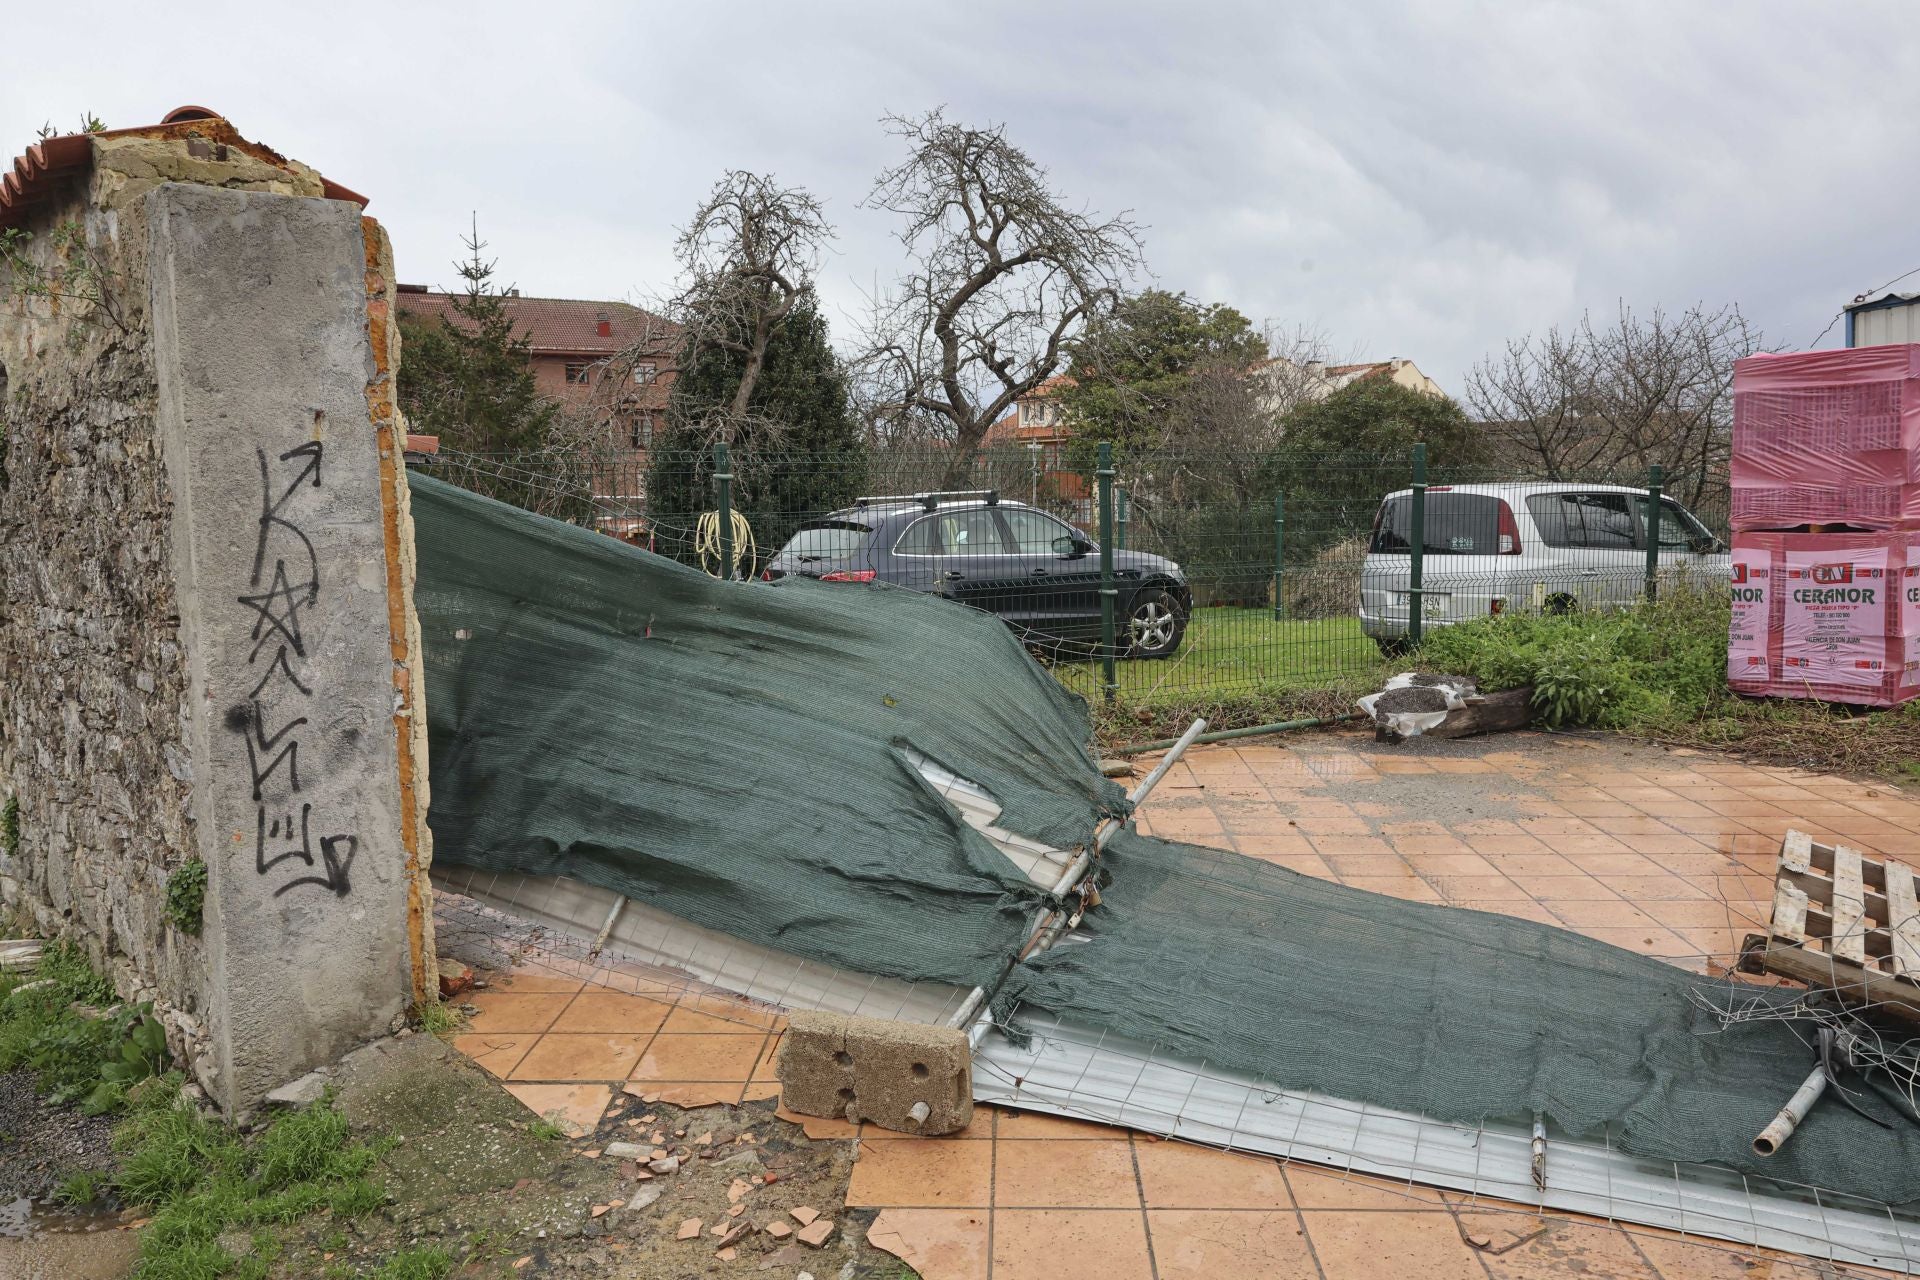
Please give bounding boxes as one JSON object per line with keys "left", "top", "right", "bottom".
{"left": 8, "top": 1, "right": 1917, "bottom": 394}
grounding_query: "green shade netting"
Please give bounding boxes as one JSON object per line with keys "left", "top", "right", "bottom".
{"left": 410, "top": 471, "right": 1919, "bottom": 1207}
{"left": 1005, "top": 830, "right": 1920, "bottom": 1205}
{"left": 409, "top": 472, "right": 1126, "bottom": 990}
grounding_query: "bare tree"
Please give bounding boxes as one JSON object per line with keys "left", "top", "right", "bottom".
{"left": 1250, "top": 323, "right": 1354, "bottom": 428}
{"left": 859, "top": 109, "right": 1146, "bottom": 480}
{"left": 1465, "top": 301, "right": 1762, "bottom": 504}
{"left": 588, "top": 172, "right": 831, "bottom": 457}
{"left": 670, "top": 171, "right": 833, "bottom": 425}
{"left": 1461, "top": 326, "right": 1598, "bottom": 477}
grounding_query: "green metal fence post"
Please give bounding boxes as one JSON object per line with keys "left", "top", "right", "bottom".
{"left": 713, "top": 440, "right": 734, "bottom": 581}
{"left": 1408, "top": 443, "right": 1427, "bottom": 648}
{"left": 1643, "top": 463, "right": 1664, "bottom": 602}
{"left": 1272, "top": 491, "right": 1285, "bottom": 621}
{"left": 1115, "top": 487, "right": 1130, "bottom": 551}
{"left": 1097, "top": 441, "right": 1118, "bottom": 703}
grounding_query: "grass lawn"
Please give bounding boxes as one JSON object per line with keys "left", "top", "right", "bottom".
{"left": 1048, "top": 606, "right": 1384, "bottom": 704}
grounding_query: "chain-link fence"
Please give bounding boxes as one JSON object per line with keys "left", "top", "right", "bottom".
{"left": 410, "top": 441, "right": 1731, "bottom": 707}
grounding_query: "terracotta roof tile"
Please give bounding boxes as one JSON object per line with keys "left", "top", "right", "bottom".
{"left": 393, "top": 289, "right": 674, "bottom": 357}
{"left": 2, "top": 107, "right": 366, "bottom": 233}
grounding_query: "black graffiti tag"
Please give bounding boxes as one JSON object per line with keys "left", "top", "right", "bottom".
{"left": 254, "top": 805, "right": 358, "bottom": 899}
{"left": 232, "top": 440, "right": 356, "bottom": 897}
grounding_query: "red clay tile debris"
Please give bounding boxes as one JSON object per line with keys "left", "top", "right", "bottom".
{"left": 3, "top": 108, "right": 367, "bottom": 233}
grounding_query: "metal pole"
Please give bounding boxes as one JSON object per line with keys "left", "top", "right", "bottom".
{"left": 1408, "top": 443, "right": 1427, "bottom": 648}
{"left": 1111, "top": 711, "right": 1362, "bottom": 756}
{"left": 590, "top": 893, "right": 627, "bottom": 957}
{"left": 1643, "top": 463, "right": 1664, "bottom": 602}
{"left": 714, "top": 440, "right": 734, "bottom": 581}
{"left": 1092, "top": 716, "right": 1210, "bottom": 853}
{"left": 1272, "top": 490, "right": 1285, "bottom": 621}
{"left": 1097, "top": 441, "right": 1118, "bottom": 703}
{"left": 1753, "top": 1063, "right": 1828, "bottom": 1156}
{"left": 946, "top": 715, "right": 1207, "bottom": 1036}
{"left": 1115, "top": 487, "right": 1130, "bottom": 551}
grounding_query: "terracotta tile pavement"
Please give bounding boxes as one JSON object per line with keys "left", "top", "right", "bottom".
{"left": 449, "top": 728, "right": 1919, "bottom": 1278}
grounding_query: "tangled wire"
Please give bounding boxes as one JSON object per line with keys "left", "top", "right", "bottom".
{"left": 1688, "top": 983, "right": 1920, "bottom": 1124}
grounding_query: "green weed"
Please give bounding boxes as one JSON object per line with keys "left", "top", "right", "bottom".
{"left": 1415, "top": 588, "right": 1734, "bottom": 731}
{"left": 1413, "top": 588, "right": 1920, "bottom": 776}
{"left": 412, "top": 997, "right": 465, "bottom": 1038}
{"left": 54, "top": 1168, "right": 107, "bottom": 1207}
{"left": 116, "top": 1086, "right": 391, "bottom": 1280}
{"left": 372, "top": 1244, "right": 455, "bottom": 1280}
{"left": 525, "top": 1118, "right": 568, "bottom": 1141}
{"left": 164, "top": 858, "right": 207, "bottom": 937}
{"left": 0, "top": 940, "right": 161, "bottom": 1111}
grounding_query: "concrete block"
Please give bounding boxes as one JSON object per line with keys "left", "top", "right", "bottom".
{"left": 147, "top": 182, "right": 412, "bottom": 1113}
{"left": 263, "top": 1068, "right": 330, "bottom": 1109}
{"left": 776, "top": 1010, "right": 971, "bottom": 1135}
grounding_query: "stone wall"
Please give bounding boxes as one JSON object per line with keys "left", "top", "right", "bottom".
{"left": 0, "top": 180, "right": 185, "bottom": 1009}
{"left": 0, "top": 125, "right": 422, "bottom": 1101}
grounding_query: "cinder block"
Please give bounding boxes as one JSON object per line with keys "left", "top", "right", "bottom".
{"left": 777, "top": 1010, "right": 971, "bottom": 1135}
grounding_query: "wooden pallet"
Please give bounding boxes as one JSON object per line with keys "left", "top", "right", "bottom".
{"left": 1740, "top": 830, "right": 1920, "bottom": 1027}
{"left": 1770, "top": 830, "right": 1920, "bottom": 976}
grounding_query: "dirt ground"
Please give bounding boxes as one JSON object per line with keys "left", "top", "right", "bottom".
{"left": 307, "top": 1034, "right": 905, "bottom": 1278}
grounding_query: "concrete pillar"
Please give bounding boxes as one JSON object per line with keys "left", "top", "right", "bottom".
{"left": 148, "top": 183, "right": 413, "bottom": 1112}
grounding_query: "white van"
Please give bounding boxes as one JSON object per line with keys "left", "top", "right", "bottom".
{"left": 1358, "top": 482, "right": 1727, "bottom": 651}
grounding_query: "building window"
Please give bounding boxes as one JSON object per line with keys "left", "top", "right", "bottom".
{"left": 631, "top": 413, "right": 654, "bottom": 450}
{"left": 565, "top": 362, "right": 594, "bottom": 384}
{"left": 633, "top": 362, "right": 658, "bottom": 385}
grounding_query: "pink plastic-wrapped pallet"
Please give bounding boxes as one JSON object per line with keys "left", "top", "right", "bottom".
{"left": 1728, "top": 531, "right": 1920, "bottom": 707}
{"left": 1730, "top": 345, "right": 1920, "bottom": 531}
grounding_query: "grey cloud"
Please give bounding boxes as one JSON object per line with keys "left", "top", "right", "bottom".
{"left": 7, "top": 0, "right": 1918, "bottom": 393}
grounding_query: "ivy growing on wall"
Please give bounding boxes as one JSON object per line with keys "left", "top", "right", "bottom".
{"left": 163, "top": 857, "right": 206, "bottom": 937}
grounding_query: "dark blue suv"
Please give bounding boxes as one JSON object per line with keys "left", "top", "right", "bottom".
{"left": 764, "top": 492, "right": 1192, "bottom": 658}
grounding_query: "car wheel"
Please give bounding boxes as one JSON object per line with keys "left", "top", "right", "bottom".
{"left": 1544, "top": 593, "right": 1578, "bottom": 617}
{"left": 1375, "top": 636, "right": 1411, "bottom": 658}
{"left": 1126, "top": 589, "right": 1187, "bottom": 659}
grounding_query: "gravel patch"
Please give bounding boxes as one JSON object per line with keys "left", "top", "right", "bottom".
{"left": 0, "top": 1070, "right": 117, "bottom": 1204}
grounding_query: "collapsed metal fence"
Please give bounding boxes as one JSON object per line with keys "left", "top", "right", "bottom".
{"left": 414, "top": 442, "right": 1731, "bottom": 707}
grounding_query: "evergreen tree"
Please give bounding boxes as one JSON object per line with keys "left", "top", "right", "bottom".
{"left": 396, "top": 220, "right": 556, "bottom": 455}
{"left": 1058, "top": 289, "right": 1269, "bottom": 458}
{"left": 1259, "top": 377, "right": 1486, "bottom": 560}
{"left": 647, "top": 292, "right": 866, "bottom": 571}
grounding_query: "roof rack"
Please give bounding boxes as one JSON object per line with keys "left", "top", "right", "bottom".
{"left": 853, "top": 489, "right": 1001, "bottom": 511}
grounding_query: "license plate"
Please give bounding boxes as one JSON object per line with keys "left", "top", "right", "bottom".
{"left": 1399, "top": 592, "right": 1446, "bottom": 619}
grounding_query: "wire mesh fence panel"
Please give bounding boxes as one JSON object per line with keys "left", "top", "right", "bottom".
{"left": 410, "top": 442, "right": 1733, "bottom": 709}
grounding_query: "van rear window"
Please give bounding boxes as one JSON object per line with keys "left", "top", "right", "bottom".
{"left": 1370, "top": 494, "right": 1500, "bottom": 554}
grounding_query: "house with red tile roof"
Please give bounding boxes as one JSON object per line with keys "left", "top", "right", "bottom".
{"left": 1254, "top": 354, "right": 1444, "bottom": 409}
{"left": 983, "top": 376, "right": 1089, "bottom": 506}
{"left": 393, "top": 287, "right": 677, "bottom": 451}
{"left": 394, "top": 287, "right": 681, "bottom": 540}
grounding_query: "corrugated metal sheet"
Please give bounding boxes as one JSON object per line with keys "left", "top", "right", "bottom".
{"left": 1855, "top": 299, "right": 1920, "bottom": 348}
